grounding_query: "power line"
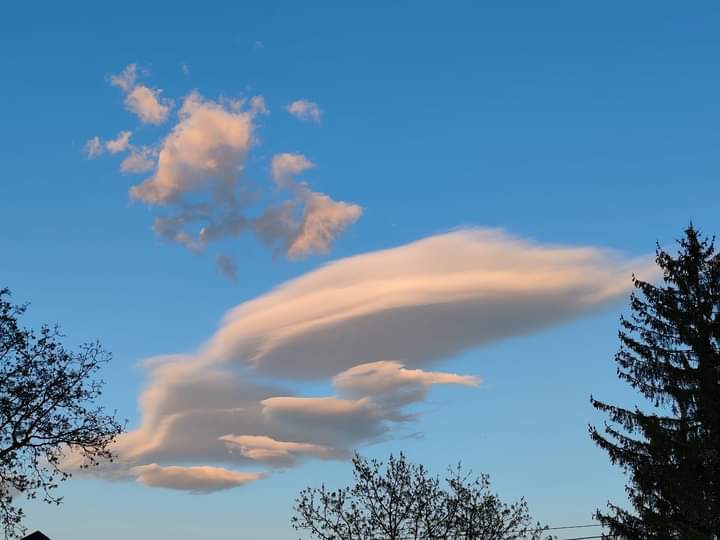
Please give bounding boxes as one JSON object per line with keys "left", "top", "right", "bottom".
{"left": 558, "top": 536, "right": 610, "bottom": 540}
{"left": 364, "top": 523, "right": 611, "bottom": 539}
{"left": 347, "top": 522, "right": 610, "bottom": 540}
{"left": 544, "top": 524, "right": 602, "bottom": 531}
{"left": 497, "top": 522, "right": 602, "bottom": 534}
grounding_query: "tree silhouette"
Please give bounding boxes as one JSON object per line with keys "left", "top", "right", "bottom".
{"left": 0, "top": 288, "right": 124, "bottom": 538}
{"left": 590, "top": 226, "right": 720, "bottom": 539}
{"left": 292, "top": 452, "right": 551, "bottom": 540}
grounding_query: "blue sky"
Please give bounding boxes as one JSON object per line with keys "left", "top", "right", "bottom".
{"left": 2, "top": 2, "right": 720, "bottom": 539}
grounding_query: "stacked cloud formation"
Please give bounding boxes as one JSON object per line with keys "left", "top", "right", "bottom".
{"left": 67, "top": 228, "right": 652, "bottom": 493}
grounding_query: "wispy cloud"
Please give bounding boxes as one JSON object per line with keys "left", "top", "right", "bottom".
{"left": 126, "top": 86, "right": 172, "bottom": 125}
{"left": 271, "top": 153, "right": 315, "bottom": 187}
{"left": 66, "top": 229, "right": 651, "bottom": 493}
{"left": 84, "top": 136, "right": 103, "bottom": 158}
{"left": 109, "top": 64, "right": 138, "bottom": 92}
{"left": 286, "top": 99, "right": 322, "bottom": 124}
{"left": 263, "top": 153, "right": 362, "bottom": 259}
{"left": 219, "top": 435, "right": 342, "bottom": 465}
{"left": 110, "top": 64, "right": 173, "bottom": 125}
{"left": 121, "top": 146, "right": 156, "bottom": 173}
{"left": 105, "top": 130, "right": 132, "bottom": 154}
{"left": 85, "top": 130, "right": 133, "bottom": 158}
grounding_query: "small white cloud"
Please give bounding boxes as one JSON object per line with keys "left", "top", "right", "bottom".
{"left": 131, "top": 464, "right": 263, "bottom": 493}
{"left": 125, "top": 85, "right": 172, "bottom": 125}
{"left": 181, "top": 63, "right": 190, "bottom": 76}
{"left": 121, "top": 146, "right": 156, "bottom": 173}
{"left": 84, "top": 136, "right": 103, "bottom": 158}
{"left": 333, "top": 361, "right": 479, "bottom": 408}
{"left": 109, "top": 64, "right": 137, "bottom": 92}
{"left": 249, "top": 95, "right": 269, "bottom": 116}
{"left": 287, "top": 191, "right": 362, "bottom": 260}
{"left": 129, "top": 91, "right": 253, "bottom": 203}
{"left": 270, "top": 153, "right": 315, "bottom": 187}
{"left": 286, "top": 99, "right": 322, "bottom": 124}
{"left": 110, "top": 64, "right": 173, "bottom": 125}
{"left": 334, "top": 361, "right": 480, "bottom": 397}
{"left": 105, "top": 130, "right": 132, "bottom": 154}
{"left": 262, "top": 153, "right": 362, "bottom": 258}
{"left": 220, "top": 435, "right": 342, "bottom": 463}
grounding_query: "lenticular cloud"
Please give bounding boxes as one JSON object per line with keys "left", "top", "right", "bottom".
{"left": 201, "top": 229, "right": 652, "bottom": 378}
{"left": 68, "top": 229, "right": 652, "bottom": 493}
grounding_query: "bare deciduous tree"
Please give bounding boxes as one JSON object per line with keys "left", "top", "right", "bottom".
{"left": 0, "top": 288, "right": 124, "bottom": 538}
{"left": 292, "top": 452, "right": 552, "bottom": 540}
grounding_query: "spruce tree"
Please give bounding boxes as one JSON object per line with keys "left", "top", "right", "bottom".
{"left": 590, "top": 226, "right": 720, "bottom": 539}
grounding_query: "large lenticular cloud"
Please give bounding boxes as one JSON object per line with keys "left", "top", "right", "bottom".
{"left": 70, "top": 229, "right": 653, "bottom": 493}
{"left": 201, "top": 229, "right": 652, "bottom": 378}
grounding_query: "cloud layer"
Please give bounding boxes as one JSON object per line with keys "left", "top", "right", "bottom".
{"left": 131, "top": 464, "right": 263, "bottom": 493}
{"left": 69, "top": 229, "right": 650, "bottom": 493}
{"left": 200, "top": 229, "right": 650, "bottom": 378}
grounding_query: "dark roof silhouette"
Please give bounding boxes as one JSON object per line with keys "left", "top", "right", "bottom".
{"left": 22, "top": 532, "right": 50, "bottom": 540}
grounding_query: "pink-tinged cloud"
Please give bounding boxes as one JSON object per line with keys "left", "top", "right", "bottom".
{"left": 265, "top": 152, "right": 362, "bottom": 258}
{"left": 262, "top": 396, "right": 374, "bottom": 417}
{"left": 105, "top": 130, "right": 132, "bottom": 154}
{"left": 334, "top": 360, "right": 480, "bottom": 397}
{"left": 109, "top": 64, "right": 138, "bottom": 92}
{"left": 202, "top": 229, "right": 653, "bottom": 379}
{"left": 121, "top": 146, "right": 156, "bottom": 173}
{"left": 126, "top": 97, "right": 359, "bottom": 266}
{"left": 286, "top": 99, "right": 322, "bottom": 123}
{"left": 130, "top": 91, "right": 253, "bottom": 204}
{"left": 110, "top": 64, "right": 172, "bottom": 125}
{"left": 125, "top": 85, "right": 172, "bottom": 125}
{"left": 271, "top": 152, "right": 315, "bottom": 187}
{"left": 89, "top": 70, "right": 361, "bottom": 273}
{"left": 286, "top": 191, "right": 362, "bottom": 259}
{"left": 62, "top": 229, "right": 652, "bottom": 493}
{"left": 219, "top": 435, "right": 343, "bottom": 463}
{"left": 131, "top": 464, "right": 263, "bottom": 493}
{"left": 85, "top": 131, "right": 133, "bottom": 159}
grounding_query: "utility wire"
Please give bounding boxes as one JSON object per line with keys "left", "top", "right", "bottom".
{"left": 557, "top": 535, "right": 609, "bottom": 540}
{"left": 357, "top": 522, "right": 609, "bottom": 540}
{"left": 365, "top": 524, "right": 611, "bottom": 540}
{"left": 541, "top": 524, "right": 602, "bottom": 531}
